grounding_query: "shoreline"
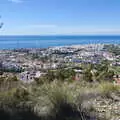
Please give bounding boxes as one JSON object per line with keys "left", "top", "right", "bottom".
{"left": 0, "top": 43, "right": 119, "bottom": 51}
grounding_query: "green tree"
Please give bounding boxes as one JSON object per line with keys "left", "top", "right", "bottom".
{"left": 83, "top": 64, "right": 93, "bottom": 82}
{"left": 56, "top": 68, "right": 75, "bottom": 81}
{"left": 82, "top": 61, "right": 114, "bottom": 82}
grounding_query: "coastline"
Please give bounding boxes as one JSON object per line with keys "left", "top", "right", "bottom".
{"left": 0, "top": 35, "right": 120, "bottom": 49}
{"left": 0, "top": 43, "right": 119, "bottom": 50}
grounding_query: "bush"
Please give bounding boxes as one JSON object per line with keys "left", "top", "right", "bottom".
{"left": 14, "top": 88, "right": 29, "bottom": 101}
{"left": 40, "top": 82, "right": 99, "bottom": 120}
{"left": 99, "top": 82, "right": 120, "bottom": 98}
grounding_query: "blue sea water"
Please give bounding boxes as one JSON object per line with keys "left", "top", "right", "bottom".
{"left": 0, "top": 35, "right": 120, "bottom": 49}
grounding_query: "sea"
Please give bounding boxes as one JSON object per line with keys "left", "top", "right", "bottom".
{"left": 0, "top": 35, "right": 120, "bottom": 49}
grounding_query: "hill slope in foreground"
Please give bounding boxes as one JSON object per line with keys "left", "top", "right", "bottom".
{"left": 0, "top": 81, "right": 120, "bottom": 120}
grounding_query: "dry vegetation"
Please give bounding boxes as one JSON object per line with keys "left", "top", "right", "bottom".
{"left": 0, "top": 79, "right": 120, "bottom": 120}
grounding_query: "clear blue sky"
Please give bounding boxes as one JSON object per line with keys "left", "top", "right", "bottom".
{"left": 1, "top": 0, "right": 120, "bottom": 35}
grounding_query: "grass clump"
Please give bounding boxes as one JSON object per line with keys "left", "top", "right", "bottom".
{"left": 99, "top": 82, "right": 120, "bottom": 98}
{"left": 38, "top": 81, "right": 98, "bottom": 120}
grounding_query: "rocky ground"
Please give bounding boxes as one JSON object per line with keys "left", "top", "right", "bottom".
{"left": 93, "top": 96, "right": 120, "bottom": 120}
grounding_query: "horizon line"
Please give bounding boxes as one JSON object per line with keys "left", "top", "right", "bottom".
{"left": 1, "top": 34, "right": 120, "bottom": 36}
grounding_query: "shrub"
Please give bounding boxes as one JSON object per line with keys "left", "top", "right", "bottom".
{"left": 99, "top": 82, "right": 120, "bottom": 98}
{"left": 41, "top": 82, "right": 99, "bottom": 120}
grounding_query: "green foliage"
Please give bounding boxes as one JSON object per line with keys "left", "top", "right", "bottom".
{"left": 0, "top": 77, "right": 5, "bottom": 84}
{"left": 35, "top": 70, "right": 56, "bottom": 84}
{"left": 82, "top": 64, "right": 93, "bottom": 82}
{"left": 0, "top": 77, "right": 119, "bottom": 120}
{"left": 95, "top": 61, "right": 114, "bottom": 81}
{"left": 0, "top": 76, "right": 18, "bottom": 85}
{"left": 56, "top": 68, "right": 75, "bottom": 81}
{"left": 83, "top": 70, "right": 93, "bottom": 82}
{"left": 46, "top": 83, "right": 74, "bottom": 107}
{"left": 82, "top": 61, "right": 115, "bottom": 82}
{"left": 111, "top": 66, "right": 120, "bottom": 75}
{"left": 11, "top": 76, "right": 18, "bottom": 81}
{"left": 38, "top": 82, "right": 96, "bottom": 120}
{"left": 14, "top": 88, "right": 29, "bottom": 101}
{"left": 99, "top": 82, "right": 120, "bottom": 97}
{"left": 35, "top": 68, "right": 75, "bottom": 85}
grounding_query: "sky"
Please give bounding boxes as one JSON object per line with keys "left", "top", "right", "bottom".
{"left": 1, "top": 0, "right": 120, "bottom": 35}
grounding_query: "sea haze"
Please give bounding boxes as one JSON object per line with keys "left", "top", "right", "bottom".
{"left": 0, "top": 35, "right": 120, "bottom": 49}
